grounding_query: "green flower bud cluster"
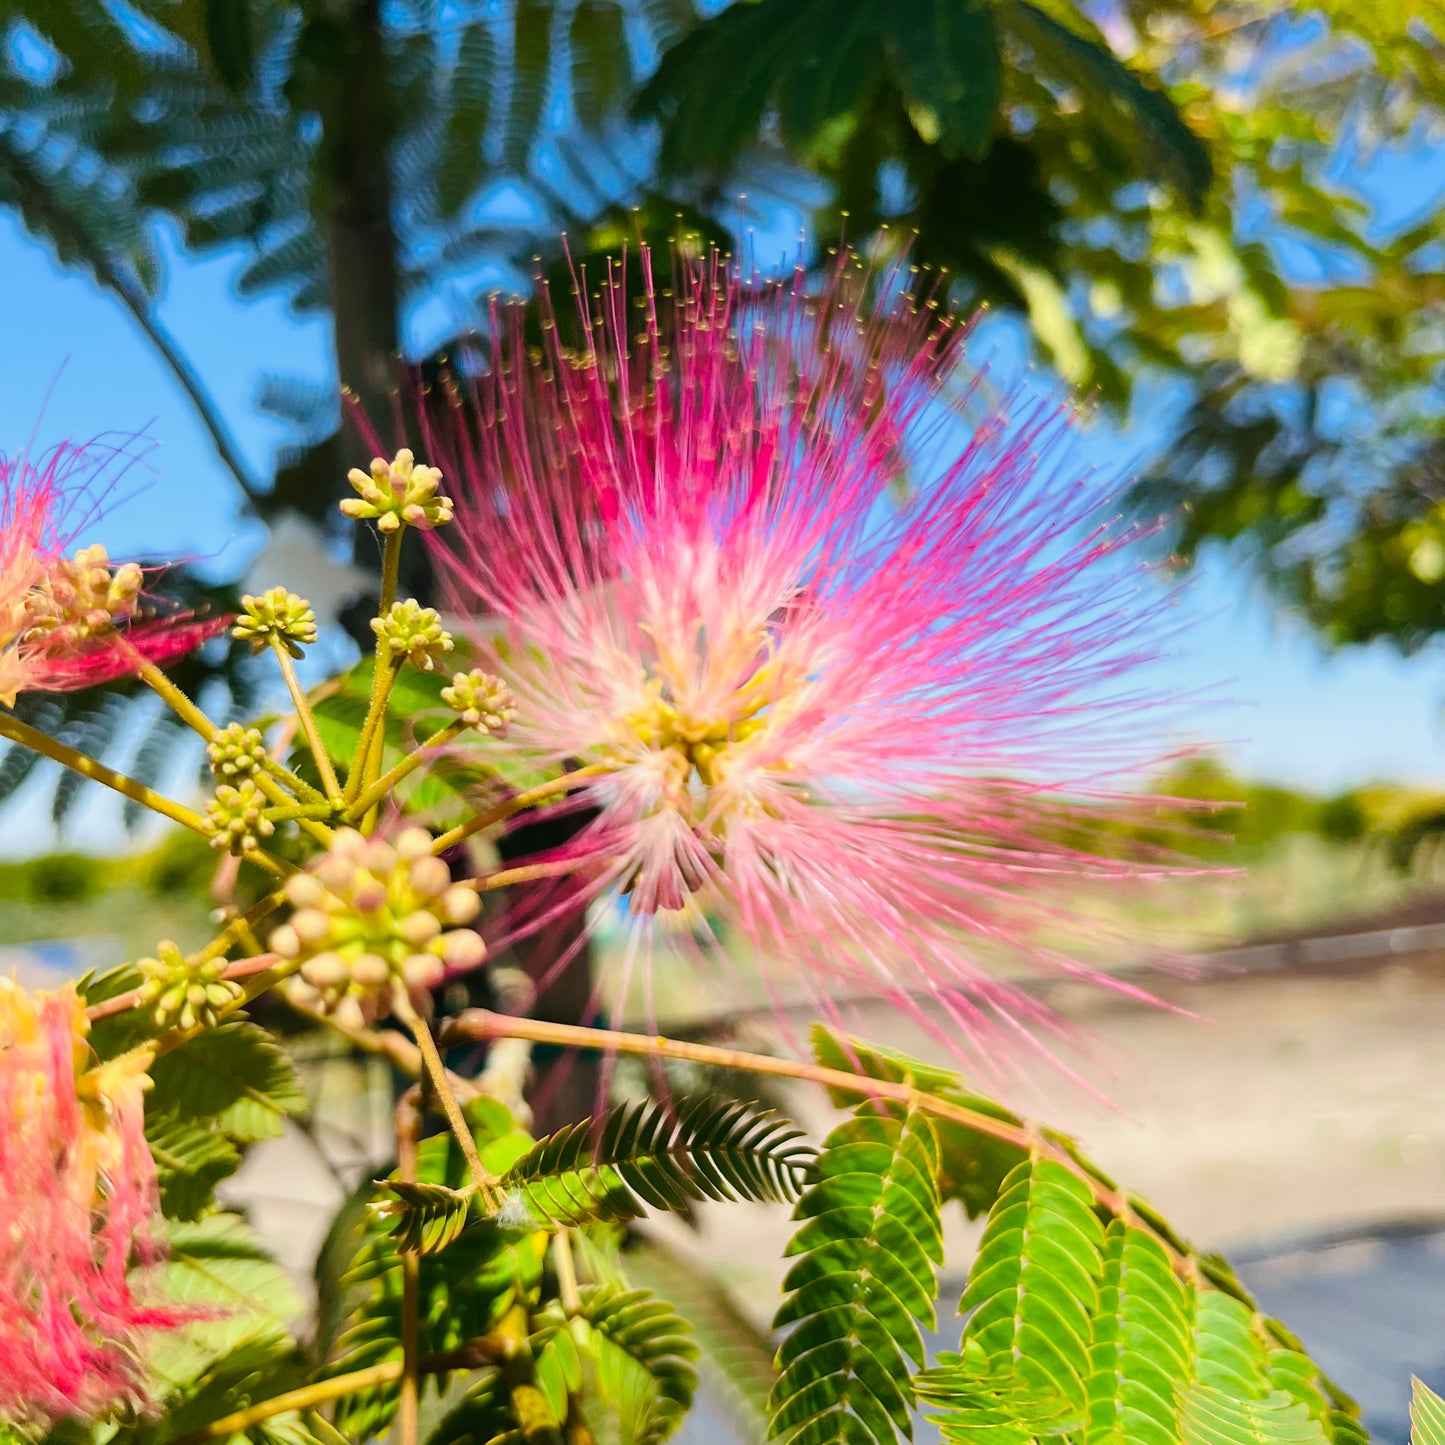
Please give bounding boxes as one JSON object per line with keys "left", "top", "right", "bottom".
{"left": 25, "top": 544, "right": 144, "bottom": 646}
{"left": 134, "top": 940, "right": 243, "bottom": 1031}
{"left": 441, "top": 668, "right": 517, "bottom": 733}
{"left": 206, "top": 778, "right": 276, "bottom": 854}
{"left": 233, "top": 588, "right": 318, "bottom": 657}
{"left": 271, "top": 826, "right": 484, "bottom": 1029}
{"left": 372, "top": 599, "right": 454, "bottom": 673}
{"left": 340, "top": 449, "right": 454, "bottom": 533}
{"left": 206, "top": 722, "right": 270, "bottom": 780}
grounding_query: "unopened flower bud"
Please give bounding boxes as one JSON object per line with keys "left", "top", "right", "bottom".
{"left": 269, "top": 825, "right": 486, "bottom": 1024}
{"left": 206, "top": 779, "right": 275, "bottom": 855}
{"left": 135, "top": 940, "right": 242, "bottom": 1031}
{"left": 341, "top": 449, "right": 454, "bottom": 532}
{"left": 440, "top": 669, "right": 517, "bottom": 733}
{"left": 371, "top": 599, "right": 453, "bottom": 673}
{"left": 24, "top": 545, "right": 146, "bottom": 646}
{"left": 207, "top": 722, "right": 269, "bottom": 780}
{"left": 233, "top": 588, "right": 318, "bottom": 657}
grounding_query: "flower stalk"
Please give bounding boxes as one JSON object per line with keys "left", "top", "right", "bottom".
{"left": 268, "top": 638, "right": 343, "bottom": 804}
{"left": 0, "top": 709, "right": 210, "bottom": 838}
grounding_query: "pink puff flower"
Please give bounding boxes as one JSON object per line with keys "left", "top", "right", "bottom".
{"left": 423, "top": 252, "right": 1192, "bottom": 1060}
{"left": 0, "top": 980, "right": 182, "bottom": 1425}
{"left": 0, "top": 442, "right": 229, "bottom": 707}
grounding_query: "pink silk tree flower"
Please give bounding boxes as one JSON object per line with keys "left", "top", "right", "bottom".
{"left": 0, "top": 444, "right": 229, "bottom": 707}
{"left": 423, "top": 252, "right": 1193, "bottom": 1059}
{"left": 0, "top": 980, "right": 181, "bottom": 1425}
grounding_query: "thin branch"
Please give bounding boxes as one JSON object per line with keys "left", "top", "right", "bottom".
{"left": 430, "top": 767, "right": 602, "bottom": 856}
{"left": 397, "top": 1086, "right": 422, "bottom": 1445}
{"left": 438, "top": 1009, "right": 1163, "bottom": 1262}
{"left": 99, "top": 265, "right": 264, "bottom": 505}
{"left": 393, "top": 989, "right": 502, "bottom": 1205}
{"left": 0, "top": 707, "right": 210, "bottom": 837}
{"left": 270, "top": 637, "right": 344, "bottom": 803}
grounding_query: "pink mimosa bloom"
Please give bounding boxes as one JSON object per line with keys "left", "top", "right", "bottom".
{"left": 423, "top": 252, "right": 1192, "bottom": 1056}
{"left": 0, "top": 444, "right": 229, "bottom": 706}
{"left": 0, "top": 980, "right": 181, "bottom": 1424}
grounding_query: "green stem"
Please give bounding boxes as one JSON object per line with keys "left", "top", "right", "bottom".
{"left": 344, "top": 655, "right": 399, "bottom": 808}
{"left": 346, "top": 719, "right": 466, "bottom": 822}
{"left": 397, "top": 1087, "right": 422, "bottom": 1445}
{"left": 264, "top": 802, "right": 336, "bottom": 824}
{"left": 469, "top": 857, "right": 595, "bottom": 893}
{"left": 0, "top": 709, "right": 210, "bottom": 837}
{"left": 430, "top": 768, "right": 602, "bottom": 856}
{"left": 269, "top": 639, "right": 344, "bottom": 804}
{"left": 553, "top": 1231, "right": 582, "bottom": 1316}
{"left": 343, "top": 525, "right": 407, "bottom": 823}
{"left": 379, "top": 525, "right": 404, "bottom": 614}
{"left": 136, "top": 659, "right": 218, "bottom": 740}
{"left": 393, "top": 989, "right": 501, "bottom": 1206}
{"left": 261, "top": 754, "right": 327, "bottom": 805}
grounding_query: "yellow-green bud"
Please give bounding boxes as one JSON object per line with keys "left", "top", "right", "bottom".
{"left": 206, "top": 778, "right": 276, "bottom": 855}
{"left": 441, "top": 669, "right": 517, "bottom": 733}
{"left": 372, "top": 599, "right": 453, "bottom": 673}
{"left": 135, "top": 940, "right": 243, "bottom": 1031}
{"left": 271, "top": 826, "right": 485, "bottom": 1026}
{"left": 340, "top": 448, "right": 454, "bottom": 533}
{"left": 206, "top": 722, "right": 269, "bottom": 780}
{"left": 233, "top": 588, "right": 318, "bottom": 657}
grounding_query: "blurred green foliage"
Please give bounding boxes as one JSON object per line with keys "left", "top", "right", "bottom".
{"left": 8, "top": 0, "right": 1445, "bottom": 665}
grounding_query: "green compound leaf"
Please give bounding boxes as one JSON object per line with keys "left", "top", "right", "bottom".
{"left": 1084, "top": 1220, "right": 1192, "bottom": 1445}
{"left": 957, "top": 1155, "right": 1103, "bottom": 1428}
{"left": 534, "top": 1285, "right": 699, "bottom": 1445}
{"left": 1180, "top": 1384, "right": 1331, "bottom": 1445}
{"left": 146, "top": 1112, "right": 242, "bottom": 1222}
{"left": 1191, "top": 1289, "right": 1270, "bottom": 1400}
{"left": 147, "top": 1020, "right": 305, "bottom": 1144}
{"left": 810, "top": 1028, "right": 1028, "bottom": 1220}
{"left": 915, "top": 1343, "right": 1079, "bottom": 1443}
{"left": 1414, "top": 1379, "right": 1445, "bottom": 1445}
{"left": 499, "top": 1098, "right": 814, "bottom": 1228}
{"left": 768, "top": 1102, "right": 943, "bottom": 1445}
{"left": 371, "top": 1179, "right": 476, "bottom": 1256}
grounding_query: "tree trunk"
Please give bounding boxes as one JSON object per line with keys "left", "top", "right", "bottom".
{"left": 314, "top": 5, "right": 597, "bottom": 1131}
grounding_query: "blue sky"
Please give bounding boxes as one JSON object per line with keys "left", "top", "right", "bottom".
{"left": 1, "top": 209, "right": 1443, "bottom": 808}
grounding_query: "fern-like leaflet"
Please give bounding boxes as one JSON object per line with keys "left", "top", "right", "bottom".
{"left": 499, "top": 1098, "right": 814, "bottom": 1227}
{"left": 769, "top": 1102, "right": 944, "bottom": 1445}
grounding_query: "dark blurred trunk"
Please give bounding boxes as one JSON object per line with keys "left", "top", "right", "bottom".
{"left": 319, "top": 0, "right": 400, "bottom": 417}
{"left": 315, "top": 6, "right": 596, "bottom": 1131}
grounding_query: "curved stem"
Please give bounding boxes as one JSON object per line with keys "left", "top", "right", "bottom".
{"left": 346, "top": 719, "right": 466, "bottom": 822}
{"left": 470, "top": 857, "right": 596, "bottom": 893}
{"left": 261, "top": 754, "right": 326, "bottom": 805}
{"left": 0, "top": 708, "right": 209, "bottom": 837}
{"left": 105, "top": 271, "right": 263, "bottom": 503}
{"left": 344, "top": 655, "right": 399, "bottom": 808}
{"left": 163, "top": 1335, "right": 511, "bottom": 1444}
{"left": 136, "top": 659, "right": 219, "bottom": 740}
{"left": 269, "top": 638, "right": 344, "bottom": 804}
{"left": 393, "top": 989, "right": 501, "bottom": 1206}
{"left": 430, "top": 768, "right": 603, "bottom": 856}
{"left": 438, "top": 1009, "right": 1158, "bottom": 1263}
{"left": 379, "top": 526, "right": 404, "bottom": 615}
